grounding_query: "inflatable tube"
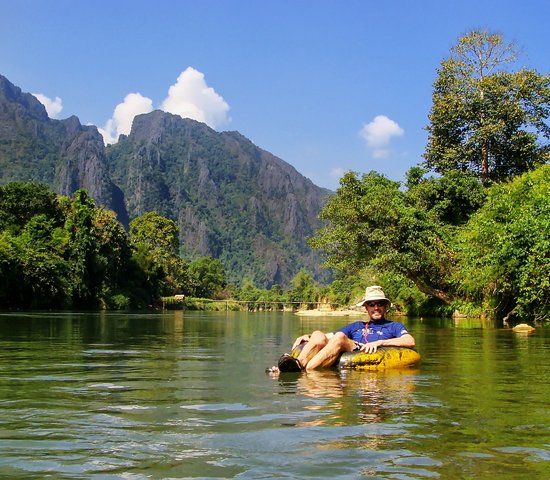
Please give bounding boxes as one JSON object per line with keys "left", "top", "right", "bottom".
{"left": 512, "top": 323, "right": 535, "bottom": 333}
{"left": 338, "top": 347, "right": 421, "bottom": 371}
{"left": 286, "top": 343, "right": 420, "bottom": 371}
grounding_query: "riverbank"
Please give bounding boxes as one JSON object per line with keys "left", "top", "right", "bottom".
{"left": 295, "top": 308, "right": 367, "bottom": 317}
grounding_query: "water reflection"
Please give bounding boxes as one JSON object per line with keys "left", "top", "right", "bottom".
{"left": 279, "top": 368, "right": 419, "bottom": 427}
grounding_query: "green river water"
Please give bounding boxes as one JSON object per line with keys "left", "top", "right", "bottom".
{"left": 0, "top": 311, "right": 548, "bottom": 479}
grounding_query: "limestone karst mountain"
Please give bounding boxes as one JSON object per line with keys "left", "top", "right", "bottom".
{"left": 0, "top": 74, "right": 332, "bottom": 287}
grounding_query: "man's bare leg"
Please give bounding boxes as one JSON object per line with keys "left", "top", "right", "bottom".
{"left": 305, "top": 332, "right": 356, "bottom": 370}
{"left": 267, "top": 330, "right": 351, "bottom": 375}
{"left": 267, "top": 330, "right": 328, "bottom": 375}
{"left": 296, "top": 330, "right": 328, "bottom": 368}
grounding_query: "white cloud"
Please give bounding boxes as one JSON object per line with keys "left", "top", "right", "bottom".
{"left": 359, "top": 115, "right": 404, "bottom": 158}
{"left": 98, "top": 93, "right": 153, "bottom": 144}
{"left": 98, "top": 67, "right": 230, "bottom": 145}
{"left": 161, "top": 67, "right": 230, "bottom": 129}
{"left": 33, "top": 93, "right": 63, "bottom": 118}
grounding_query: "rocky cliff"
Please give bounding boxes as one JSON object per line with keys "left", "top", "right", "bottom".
{"left": 0, "top": 74, "right": 127, "bottom": 221}
{"left": 0, "top": 74, "right": 331, "bottom": 287}
{"left": 107, "top": 110, "right": 332, "bottom": 286}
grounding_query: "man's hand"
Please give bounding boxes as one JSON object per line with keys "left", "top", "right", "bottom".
{"left": 292, "top": 334, "right": 310, "bottom": 349}
{"left": 360, "top": 340, "right": 384, "bottom": 353}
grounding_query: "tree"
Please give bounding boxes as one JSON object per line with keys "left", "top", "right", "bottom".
{"left": 406, "top": 168, "right": 486, "bottom": 226}
{"left": 92, "top": 208, "right": 135, "bottom": 306}
{"left": 457, "top": 164, "right": 550, "bottom": 322}
{"left": 15, "top": 241, "right": 69, "bottom": 308}
{"left": 287, "top": 268, "right": 318, "bottom": 303}
{"left": 310, "top": 170, "right": 487, "bottom": 305}
{"left": 0, "top": 232, "right": 24, "bottom": 306}
{"left": 129, "top": 212, "right": 186, "bottom": 296}
{"left": 188, "top": 256, "right": 227, "bottom": 298}
{"left": 424, "top": 30, "right": 550, "bottom": 183}
{"left": 326, "top": 272, "right": 366, "bottom": 307}
{"left": 236, "top": 278, "right": 262, "bottom": 302}
{"left": 63, "top": 190, "right": 101, "bottom": 307}
{"left": 0, "top": 183, "right": 186, "bottom": 309}
{"left": 0, "top": 182, "right": 63, "bottom": 232}
{"left": 129, "top": 212, "right": 180, "bottom": 260}
{"left": 0, "top": 183, "right": 70, "bottom": 308}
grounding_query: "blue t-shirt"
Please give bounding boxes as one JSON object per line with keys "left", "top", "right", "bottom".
{"left": 336, "top": 319, "right": 409, "bottom": 344}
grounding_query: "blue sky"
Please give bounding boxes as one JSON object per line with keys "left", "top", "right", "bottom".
{"left": 2, "top": 0, "right": 549, "bottom": 190}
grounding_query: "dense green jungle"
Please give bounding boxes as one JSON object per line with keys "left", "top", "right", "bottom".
{"left": 0, "top": 31, "right": 549, "bottom": 323}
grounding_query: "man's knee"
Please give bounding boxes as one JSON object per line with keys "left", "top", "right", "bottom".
{"left": 310, "top": 330, "right": 328, "bottom": 346}
{"left": 331, "top": 331, "right": 349, "bottom": 348}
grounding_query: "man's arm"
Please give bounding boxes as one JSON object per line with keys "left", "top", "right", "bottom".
{"left": 360, "top": 333, "right": 415, "bottom": 353}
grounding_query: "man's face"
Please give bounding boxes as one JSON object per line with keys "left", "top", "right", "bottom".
{"left": 365, "top": 301, "right": 387, "bottom": 320}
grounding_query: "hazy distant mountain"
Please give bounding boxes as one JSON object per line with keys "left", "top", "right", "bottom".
{"left": 0, "top": 74, "right": 332, "bottom": 287}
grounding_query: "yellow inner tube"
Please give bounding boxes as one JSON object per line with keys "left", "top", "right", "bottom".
{"left": 338, "top": 347, "right": 421, "bottom": 371}
{"left": 290, "top": 343, "right": 421, "bottom": 371}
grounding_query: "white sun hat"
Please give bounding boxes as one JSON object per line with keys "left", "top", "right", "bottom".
{"left": 356, "top": 285, "right": 392, "bottom": 307}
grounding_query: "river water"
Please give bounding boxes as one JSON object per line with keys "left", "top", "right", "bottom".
{"left": 0, "top": 311, "right": 548, "bottom": 479}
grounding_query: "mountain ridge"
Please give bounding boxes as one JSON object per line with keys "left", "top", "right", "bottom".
{"left": 0, "top": 74, "right": 331, "bottom": 287}
{"left": 0, "top": 75, "right": 127, "bottom": 222}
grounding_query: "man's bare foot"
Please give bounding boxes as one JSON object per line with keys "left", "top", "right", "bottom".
{"left": 265, "top": 365, "right": 280, "bottom": 377}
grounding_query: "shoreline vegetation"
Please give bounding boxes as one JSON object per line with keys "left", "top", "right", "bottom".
{"left": 160, "top": 296, "right": 365, "bottom": 316}
{"left": 160, "top": 297, "right": 513, "bottom": 322}
{"left": 162, "top": 296, "right": 416, "bottom": 318}
{"left": 160, "top": 298, "right": 536, "bottom": 332}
